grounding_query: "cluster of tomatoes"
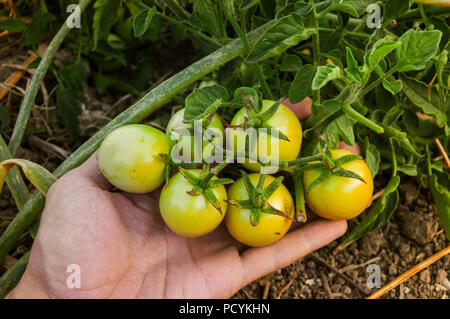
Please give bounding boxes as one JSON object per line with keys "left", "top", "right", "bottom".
{"left": 97, "top": 99, "right": 373, "bottom": 247}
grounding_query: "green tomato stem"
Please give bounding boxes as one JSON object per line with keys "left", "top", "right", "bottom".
{"left": 359, "top": 65, "right": 400, "bottom": 97}
{"left": 342, "top": 104, "right": 384, "bottom": 134}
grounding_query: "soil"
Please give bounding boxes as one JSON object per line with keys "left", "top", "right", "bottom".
{"left": 0, "top": 37, "right": 449, "bottom": 300}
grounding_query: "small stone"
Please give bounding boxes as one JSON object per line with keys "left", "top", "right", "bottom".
{"left": 398, "top": 211, "right": 438, "bottom": 245}
{"left": 399, "top": 243, "right": 410, "bottom": 256}
{"left": 436, "top": 270, "right": 447, "bottom": 284}
{"left": 343, "top": 286, "right": 352, "bottom": 295}
{"left": 305, "top": 279, "right": 315, "bottom": 286}
{"left": 420, "top": 269, "right": 431, "bottom": 283}
{"left": 307, "top": 261, "right": 316, "bottom": 268}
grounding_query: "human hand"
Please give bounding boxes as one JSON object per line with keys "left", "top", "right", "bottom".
{"left": 8, "top": 99, "right": 347, "bottom": 299}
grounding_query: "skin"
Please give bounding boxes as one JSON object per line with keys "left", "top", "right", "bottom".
{"left": 166, "top": 108, "right": 224, "bottom": 163}
{"left": 225, "top": 174, "right": 294, "bottom": 247}
{"left": 8, "top": 98, "right": 347, "bottom": 299}
{"left": 98, "top": 124, "right": 170, "bottom": 193}
{"left": 159, "top": 170, "right": 227, "bottom": 238}
{"left": 281, "top": 97, "right": 313, "bottom": 121}
{"left": 230, "top": 100, "right": 302, "bottom": 173}
{"left": 303, "top": 149, "right": 374, "bottom": 220}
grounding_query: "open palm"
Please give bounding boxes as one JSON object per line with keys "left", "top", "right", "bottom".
{"left": 10, "top": 153, "right": 346, "bottom": 299}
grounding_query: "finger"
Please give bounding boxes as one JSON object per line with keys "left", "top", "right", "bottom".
{"left": 337, "top": 141, "right": 361, "bottom": 156}
{"left": 240, "top": 219, "right": 347, "bottom": 285}
{"left": 70, "top": 151, "right": 114, "bottom": 190}
{"left": 282, "top": 97, "right": 312, "bottom": 121}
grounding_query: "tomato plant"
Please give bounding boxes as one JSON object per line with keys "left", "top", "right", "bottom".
{"left": 98, "top": 124, "right": 170, "bottom": 193}
{"left": 225, "top": 173, "right": 295, "bottom": 247}
{"left": 1, "top": 0, "right": 450, "bottom": 298}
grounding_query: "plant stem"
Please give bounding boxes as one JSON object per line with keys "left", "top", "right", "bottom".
{"left": 8, "top": 0, "right": 93, "bottom": 157}
{"left": 359, "top": 65, "right": 399, "bottom": 97}
{"left": 310, "top": 0, "right": 321, "bottom": 104}
{"left": 222, "top": 5, "right": 273, "bottom": 99}
{"left": 342, "top": 103, "right": 384, "bottom": 134}
{"left": 0, "top": 251, "right": 30, "bottom": 299}
{"left": 162, "top": 0, "right": 191, "bottom": 21}
{"left": 389, "top": 138, "right": 398, "bottom": 176}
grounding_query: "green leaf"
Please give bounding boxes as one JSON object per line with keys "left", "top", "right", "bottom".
{"left": 382, "top": 0, "right": 413, "bottom": 27}
{"left": 341, "top": 175, "right": 400, "bottom": 246}
{"left": 382, "top": 78, "right": 402, "bottom": 95}
{"left": 133, "top": 7, "right": 156, "bottom": 37}
{"left": 429, "top": 173, "right": 450, "bottom": 240}
{"left": 184, "top": 85, "right": 228, "bottom": 121}
{"left": 288, "top": 64, "right": 315, "bottom": 103}
{"left": 364, "top": 39, "right": 399, "bottom": 73}
{"left": 346, "top": 47, "right": 362, "bottom": 83}
{"left": 330, "top": 2, "right": 359, "bottom": 17}
{"left": 22, "top": 8, "right": 55, "bottom": 46}
{"left": 93, "top": 0, "right": 121, "bottom": 49}
{"left": 381, "top": 124, "right": 420, "bottom": 156}
{"left": 233, "top": 87, "right": 261, "bottom": 112}
{"left": 396, "top": 29, "right": 442, "bottom": 72}
{"left": 0, "top": 19, "right": 26, "bottom": 33}
{"left": 382, "top": 105, "right": 403, "bottom": 125}
{"left": 279, "top": 54, "right": 303, "bottom": 72}
{"left": 322, "top": 99, "right": 344, "bottom": 113}
{"left": 56, "top": 86, "right": 81, "bottom": 138}
{"left": 312, "top": 64, "right": 341, "bottom": 90}
{"left": 397, "top": 164, "right": 417, "bottom": 176}
{"left": 400, "top": 74, "right": 447, "bottom": 128}
{"left": 336, "top": 115, "right": 356, "bottom": 146}
{"left": 193, "top": 0, "right": 223, "bottom": 38}
{"left": 365, "top": 143, "right": 380, "bottom": 178}
{"left": 247, "top": 13, "right": 314, "bottom": 63}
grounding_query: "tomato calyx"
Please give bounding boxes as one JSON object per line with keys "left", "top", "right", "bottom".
{"left": 178, "top": 163, "right": 233, "bottom": 214}
{"left": 293, "top": 137, "right": 367, "bottom": 192}
{"left": 226, "top": 171, "right": 295, "bottom": 226}
{"left": 227, "top": 98, "right": 291, "bottom": 142}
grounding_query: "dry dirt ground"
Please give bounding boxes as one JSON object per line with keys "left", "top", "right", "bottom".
{"left": 1, "top": 41, "right": 449, "bottom": 300}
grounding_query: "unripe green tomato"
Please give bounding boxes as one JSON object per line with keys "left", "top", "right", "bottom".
{"left": 166, "top": 108, "right": 224, "bottom": 162}
{"left": 225, "top": 174, "right": 294, "bottom": 247}
{"left": 303, "top": 149, "right": 374, "bottom": 220}
{"left": 229, "top": 100, "right": 302, "bottom": 173}
{"left": 98, "top": 124, "right": 170, "bottom": 193}
{"left": 239, "top": 62, "right": 256, "bottom": 85}
{"left": 159, "top": 170, "right": 228, "bottom": 238}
